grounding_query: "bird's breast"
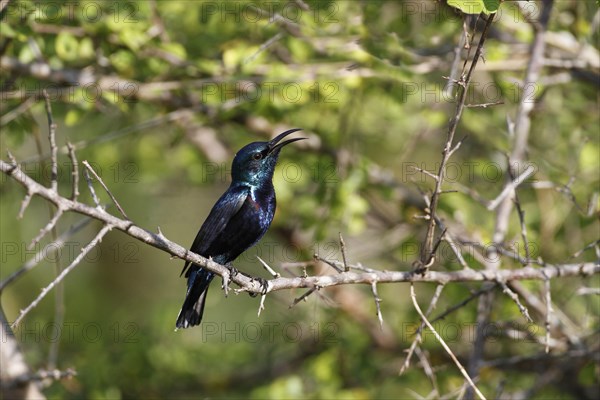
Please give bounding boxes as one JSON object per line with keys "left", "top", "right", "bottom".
{"left": 249, "top": 186, "right": 276, "bottom": 221}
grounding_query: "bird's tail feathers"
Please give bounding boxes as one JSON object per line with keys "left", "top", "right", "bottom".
{"left": 175, "top": 268, "right": 214, "bottom": 329}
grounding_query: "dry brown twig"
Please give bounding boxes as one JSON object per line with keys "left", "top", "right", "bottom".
{"left": 419, "top": 13, "right": 496, "bottom": 270}
{"left": 467, "top": 3, "right": 555, "bottom": 398}
{"left": 11, "top": 225, "right": 112, "bottom": 328}
{"left": 400, "top": 283, "right": 446, "bottom": 375}
{"left": 1, "top": 157, "right": 596, "bottom": 294}
{"left": 82, "top": 160, "right": 129, "bottom": 220}
{"left": 410, "top": 284, "right": 486, "bottom": 400}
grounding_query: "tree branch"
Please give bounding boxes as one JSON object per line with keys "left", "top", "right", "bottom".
{"left": 3, "top": 154, "right": 598, "bottom": 294}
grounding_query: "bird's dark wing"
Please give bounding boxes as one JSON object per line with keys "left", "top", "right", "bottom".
{"left": 180, "top": 184, "right": 249, "bottom": 276}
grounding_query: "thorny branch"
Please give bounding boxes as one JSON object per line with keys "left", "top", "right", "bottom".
{"left": 467, "top": 2, "right": 556, "bottom": 399}
{"left": 419, "top": 13, "right": 496, "bottom": 269}
{"left": 1, "top": 157, "right": 597, "bottom": 297}
{"left": 4, "top": 119, "right": 595, "bottom": 395}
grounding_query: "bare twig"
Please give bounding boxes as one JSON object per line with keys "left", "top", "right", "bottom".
{"left": 11, "top": 225, "right": 112, "bottom": 328}
{"left": 370, "top": 281, "right": 383, "bottom": 328}
{"left": 83, "top": 167, "right": 101, "bottom": 208}
{"left": 512, "top": 187, "right": 531, "bottom": 263}
{"left": 400, "top": 284, "right": 445, "bottom": 375}
{"left": 82, "top": 160, "right": 129, "bottom": 219}
{"left": 7, "top": 368, "right": 77, "bottom": 389}
{"left": 314, "top": 253, "right": 343, "bottom": 273}
{"left": 571, "top": 239, "right": 600, "bottom": 259}
{"left": 42, "top": 90, "right": 58, "bottom": 193}
{"left": 66, "top": 142, "right": 79, "bottom": 201}
{"left": 543, "top": 274, "right": 553, "bottom": 353}
{"left": 464, "top": 101, "right": 504, "bottom": 108}
{"left": 411, "top": 165, "right": 440, "bottom": 182}
{"left": 17, "top": 192, "right": 33, "bottom": 219}
{"left": 487, "top": 165, "right": 535, "bottom": 211}
{"left": 0, "top": 217, "right": 93, "bottom": 292}
{"left": 430, "top": 285, "right": 495, "bottom": 325}
{"left": 27, "top": 208, "right": 64, "bottom": 250}
{"left": 244, "top": 32, "right": 284, "bottom": 64}
{"left": 0, "top": 96, "right": 36, "bottom": 126}
{"left": 414, "top": 346, "right": 440, "bottom": 397}
{"left": 498, "top": 281, "right": 533, "bottom": 323}
{"left": 1, "top": 159, "right": 598, "bottom": 293}
{"left": 467, "top": 4, "right": 554, "bottom": 397}
{"left": 339, "top": 232, "right": 349, "bottom": 272}
{"left": 410, "top": 284, "right": 486, "bottom": 400}
{"left": 0, "top": 306, "right": 45, "bottom": 400}
{"left": 420, "top": 13, "right": 496, "bottom": 269}
{"left": 289, "top": 287, "right": 318, "bottom": 308}
{"left": 576, "top": 287, "right": 600, "bottom": 296}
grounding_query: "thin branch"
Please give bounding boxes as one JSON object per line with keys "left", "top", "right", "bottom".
{"left": 339, "top": 232, "right": 349, "bottom": 272}
{"left": 83, "top": 165, "right": 101, "bottom": 208}
{"left": 7, "top": 368, "right": 77, "bottom": 389}
{"left": 498, "top": 281, "right": 533, "bottom": 323}
{"left": 512, "top": 189, "right": 531, "bottom": 264}
{"left": 27, "top": 207, "right": 64, "bottom": 250}
{"left": 17, "top": 192, "right": 33, "bottom": 219}
{"left": 0, "top": 217, "right": 92, "bottom": 292}
{"left": 67, "top": 142, "right": 79, "bottom": 201}
{"left": 410, "top": 165, "right": 440, "bottom": 182}
{"left": 244, "top": 32, "right": 284, "bottom": 64}
{"left": 289, "top": 287, "right": 317, "bottom": 308}
{"left": 576, "top": 287, "right": 600, "bottom": 296}
{"left": 0, "top": 96, "right": 36, "bottom": 126}
{"left": 414, "top": 346, "right": 440, "bottom": 397}
{"left": 464, "top": 101, "right": 504, "bottom": 108}
{"left": 468, "top": 4, "right": 554, "bottom": 397}
{"left": 420, "top": 13, "right": 496, "bottom": 268}
{"left": 82, "top": 160, "right": 129, "bottom": 219}
{"left": 11, "top": 225, "right": 112, "bottom": 328}
{"left": 487, "top": 165, "right": 535, "bottom": 211}
{"left": 400, "top": 284, "right": 445, "bottom": 375}
{"left": 1, "top": 159, "right": 598, "bottom": 294}
{"left": 430, "top": 285, "right": 495, "bottom": 325}
{"left": 543, "top": 274, "right": 553, "bottom": 354}
{"left": 42, "top": 90, "right": 58, "bottom": 193}
{"left": 410, "top": 284, "right": 486, "bottom": 400}
{"left": 571, "top": 239, "right": 600, "bottom": 259}
{"left": 314, "top": 254, "right": 343, "bottom": 273}
{"left": 370, "top": 281, "right": 383, "bottom": 328}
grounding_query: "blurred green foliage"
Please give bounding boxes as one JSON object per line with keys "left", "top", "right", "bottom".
{"left": 1, "top": 0, "right": 599, "bottom": 399}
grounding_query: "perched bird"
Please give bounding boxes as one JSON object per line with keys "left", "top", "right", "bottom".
{"left": 176, "top": 129, "right": 305, "bottom": 329}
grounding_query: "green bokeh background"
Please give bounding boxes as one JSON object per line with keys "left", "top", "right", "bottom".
{"left": 1, "top": 1, "right": 599, "bottom": 398}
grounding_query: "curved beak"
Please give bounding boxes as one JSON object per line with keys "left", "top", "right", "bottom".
{"left": 268, "top": 128, "right": 305, "bottom": 154}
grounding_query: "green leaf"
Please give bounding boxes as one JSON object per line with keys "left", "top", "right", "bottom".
{"left": 482, "top": 0, "right": 501, "bottom": 13}
{"left": 448, "top": 0, "right": 484, "bottom": 14}
{"left": 448, "top": 0, "right": 500, "bottom": 14}
{"left": 0, "top": 22, "right": 16, "bottom": 38}
{"left": 55, "top": 32, "right": 79, "bottom": 61}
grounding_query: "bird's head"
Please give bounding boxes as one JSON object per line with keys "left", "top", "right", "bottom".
{"left": 231, "top": 129, "right": 305, "bottom": 185}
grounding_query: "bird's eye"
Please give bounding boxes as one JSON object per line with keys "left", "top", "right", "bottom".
{"left": 252, "top": 152, "right": 263, "bottom": 160}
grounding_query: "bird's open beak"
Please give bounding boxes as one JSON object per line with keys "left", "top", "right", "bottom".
{"left": 268, "top": 128, "right": 305, "bottom": 154}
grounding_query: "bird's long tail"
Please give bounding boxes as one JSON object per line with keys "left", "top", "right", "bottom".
{"left": 176, "top": 267, "right": 214, "bottom": 329}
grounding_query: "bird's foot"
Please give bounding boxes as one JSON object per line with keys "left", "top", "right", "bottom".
{"left": 249, "top": 276, "right": 270, "bottom": 297}
{"left": 226, "top": 264, "right": 239, "bottom": 278}
{"left": 222, "top": 264, "right": 239, "bottom": 297}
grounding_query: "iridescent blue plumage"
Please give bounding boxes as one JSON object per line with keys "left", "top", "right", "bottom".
{"left": 176, "top": 129, "right": 304, "bottom": 329}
